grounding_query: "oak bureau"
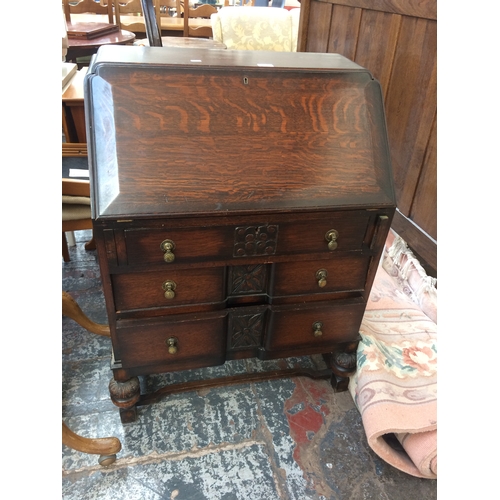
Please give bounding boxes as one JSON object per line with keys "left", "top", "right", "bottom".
{"left": 85, "top": 45, "right": 396, "bottom": 423}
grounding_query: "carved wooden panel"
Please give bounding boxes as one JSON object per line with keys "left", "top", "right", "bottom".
{"left": 228, "top": 311, "right": 266, "bottom": 350}
{"left": 228, "top": 265, "right": 268, "bottom": 295}
{"left": 233, "top": 225, "right": 279, "bottom": 257}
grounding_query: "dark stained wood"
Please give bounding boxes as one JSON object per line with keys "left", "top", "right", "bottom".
{"left": 410, "top": 114, "right": 437, "bottom": 241}
{"left": 86, "top": 48, "right": 396, "bottom": 422}
{"left": 297, "top": 0, "right": 437, "bottom": 275}
{"left": 320, "top": 0, "right": 436, "bottom": 19}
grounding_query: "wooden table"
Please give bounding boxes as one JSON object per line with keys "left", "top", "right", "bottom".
{"left": 70, "top": 14, "right": 213, "bottom": 37}
{"left": 62, "top": 68, "right": 88, "bottom": 157}
{"left": 66, "top": 29, "right": 136, "bottom": 64}
{"left": 135, "top": 36, "right": 226, "bottom": 49}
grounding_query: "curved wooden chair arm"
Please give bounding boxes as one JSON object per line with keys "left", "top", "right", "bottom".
{"left": 62, "top": 291, "right": 110, "bottom": 337}
{"left": 62, "top": 421, "right": 121, "bottom": 466}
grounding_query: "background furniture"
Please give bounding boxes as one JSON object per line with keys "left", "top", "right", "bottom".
{"left": 62, "top": 178, "right": 94, "bottom": 262}
{"left": 85, "top": 46, "right": 395, "bottom": 423}
{"left": 138, "top": 0, "right": 226, "bottom": 47}
{"left": 211, "top": 6, "right": 300, "bottom": 50}
{"left": 114, "top": 0, "right": 152, "bottom": 32}
{"left": 63, "top": 0, "right": 114, "bottom": 24}
{"left": 62, "top": 291, "right": 121, "bottom": 466}
{"left": 183, "top": 3, "right": 218, "bottom": 37}
{"left": 62, "top": 67, "right": 87, "bottom": 155}
{"left": 65, "top": 29, "right": 136, "bottom": 65}
{"left": 297, "top": 0, "right": 437, "bottom": 276}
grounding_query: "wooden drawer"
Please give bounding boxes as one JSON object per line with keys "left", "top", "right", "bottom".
{"left": 112, "top": 267, "right": 225, "bottom": 311}
{"left": 273, "top": 255, "right": 370, "bottom": 297}
{"left": 124, "top": 226, "right": 234, "bottom": 267}
{"left": 121, "top": 210, "right": 371, "bottom": 268}
{"left": 115, "top": 312, "right": 227, "bottom": 371}
{"left": 265, "top": 300, "right": 365, "bottom": 351}
{"left": 276, "top": 211, "right": 371, "bottom": 257}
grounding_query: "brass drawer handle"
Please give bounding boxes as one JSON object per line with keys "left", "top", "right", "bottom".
{"left": 162, "top": 280, "right": 177, "bottom": 299}
{"left": 325, "top": 229, "right": 339, "bottom": 251}
{"left": 160, "top": 239, "right": 176, "bottom": 263}
{"left": 316, "top": 269, "right": 328, "bottom": 287}
{"left": 166, "top": 337, "right": 178, "bottom": 355}
{"left": 312, "top": 321, "right": 323, "bottom": 338}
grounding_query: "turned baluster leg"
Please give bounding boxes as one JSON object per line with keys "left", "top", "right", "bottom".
{"left": 109, "top": 377, "right": 141, "bottom": 423}
{"left": 323, "top": 336, "right": 360, "bottom": 392}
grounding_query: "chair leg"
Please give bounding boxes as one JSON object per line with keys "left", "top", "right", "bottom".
{"left": 62, "top": 291, "right": 110, "bottom": 337}
{"left": 62, "top": 421, "right": 121, "bottom": 466}
{"left": 62, "top": 233, "right": 70, "bottom": 262}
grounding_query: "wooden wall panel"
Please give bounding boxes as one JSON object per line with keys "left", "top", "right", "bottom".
{"left": 298, "top": 0, "right": 437, "bottom": 275}
{"left": 411, "top": 115, "right": 437, "bottom": 240}
{"left": 326, "top": 5, "right": 361, "bottom": 59}
{"left": 384, "top": 15, "right": 437, "bottom": 215}
{"left": 304, "top": 1, "right": 333, "bottom": 53}
{"left": 353, "top": 10, "right": 401, "bottom": 101}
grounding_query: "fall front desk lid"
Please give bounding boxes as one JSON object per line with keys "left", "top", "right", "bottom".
{"left": 85, "top": 45, "right": 395, "bottom": 219}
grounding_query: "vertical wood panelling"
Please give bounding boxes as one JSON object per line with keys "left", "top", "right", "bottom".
{"left": 353, "top": 10, "right": 401, "bottom": 101}
{"left": 305, "top": 1, "right": 333, "bottom": 53}
{"left": 411, "top": 114, "right": 437, "bottom": 240}
{"left": 327, "top": 5, "right": 362, "bottom": 60}
{"left": 299, "top": 0, "right": 437, "bottom": 274}
{"left": 384, "top": 16, "right": 437, "bottom": 214}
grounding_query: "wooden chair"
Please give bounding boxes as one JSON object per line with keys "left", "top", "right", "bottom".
{"left": 182, "top": 3, "right": 218, "bottom": 38}
{"left": 62, "top": 0, "right": 114, "bottom": 24}
{"left": 62, "top": 178, "right": 95, "bottom": 262}
{"left": 62, "top": 291, "right": 121, "bottom": 466}
{"left": 114, "top": 0, "right": 155, "bottom": 33}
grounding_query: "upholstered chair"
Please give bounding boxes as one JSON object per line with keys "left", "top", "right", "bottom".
{"left": 211, "top": 6, "right": 300, "bottom": 51}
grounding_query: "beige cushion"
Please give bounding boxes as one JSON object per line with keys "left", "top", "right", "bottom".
{"left": 211, "top": 7, "right": 299, "bottom": 52}
{"left": 62, "top": 203, "right": 91, "bottom": 221}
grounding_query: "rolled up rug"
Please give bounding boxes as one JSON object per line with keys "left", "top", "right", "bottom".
{"left": 349, "top": 232, "right": 437, "bottom": 479}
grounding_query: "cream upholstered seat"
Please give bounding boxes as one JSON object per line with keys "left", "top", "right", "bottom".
{"left": 62, "top": 179, "right": 94, "bottom": 262}
{"left": 211, "top": 6, "right": 300, "bottom": 51}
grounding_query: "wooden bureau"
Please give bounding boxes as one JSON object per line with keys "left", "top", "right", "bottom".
{"left": 85, "top": 45, "right": 396, "bottom": 423}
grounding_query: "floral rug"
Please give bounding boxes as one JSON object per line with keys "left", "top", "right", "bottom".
{"left": 349, "top": 230, "right": 437, "bottom": 479}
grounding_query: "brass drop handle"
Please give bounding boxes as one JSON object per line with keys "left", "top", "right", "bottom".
{"left": 160, "top": 239, "right": 176, "bottom": 263}
{"left": 325, "top": 229, "right": 339, "bottom": 251}
{"left": 162, "top": 280, "right": 177, "bottom": 299}
{"left": 166, "top": 337, "right": 178, "bottom": 355}
{"left": 316, "top": 269, "right": 328, "bottom": 287}
{"left": 312, "top": 321, "right": 323, "bottom": 338}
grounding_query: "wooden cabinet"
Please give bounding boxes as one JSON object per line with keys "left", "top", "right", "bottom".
{"left": 86, "top": 46, "right": 396, "bottom": 422}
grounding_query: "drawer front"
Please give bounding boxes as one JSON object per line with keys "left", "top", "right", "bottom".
{"left": 124, "top": 226, "right": 234, "bottom": 267}
{"left": 116, "top": 312, "right": 227, "bottom": 371}
{"left": 266, "top": 301, "right": 365, "bottom": 351}
{"left": 112, "top": 267, "right": 225, "bottom": 311}
{"left": 277, "top": 211, "right": 371, "bottom": 256}
{"left": 273, "top": 255, "right": 370, "bottom": 297}
{"left": 120, "top": 210, "right": 372, "bottom": 268}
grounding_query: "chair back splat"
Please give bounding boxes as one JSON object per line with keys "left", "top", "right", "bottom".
{"left": 183, "top": 3, "right": 218, "bottom": 38}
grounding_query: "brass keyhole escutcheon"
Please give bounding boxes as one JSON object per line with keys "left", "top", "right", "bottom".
{"left": 316, "top": 269, "right": 328, "bottom": 287}
{"left": 166, "top": 337, "right": 178, "bottom": 355}
{"left": 160, "top": 239, "right": 176, "bottom": 263}
{"left": 312, "top": 321, "right": 323, "bottom": 338}
{"left": 162, "top": 280, "right": 177, "bottom": 299}
{"left": 325, "top": 229, "right": 339, "bottom": 251}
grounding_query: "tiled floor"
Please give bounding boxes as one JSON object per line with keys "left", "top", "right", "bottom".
{"left": 62, "top": 230, "right": 438, "bottom": 499}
